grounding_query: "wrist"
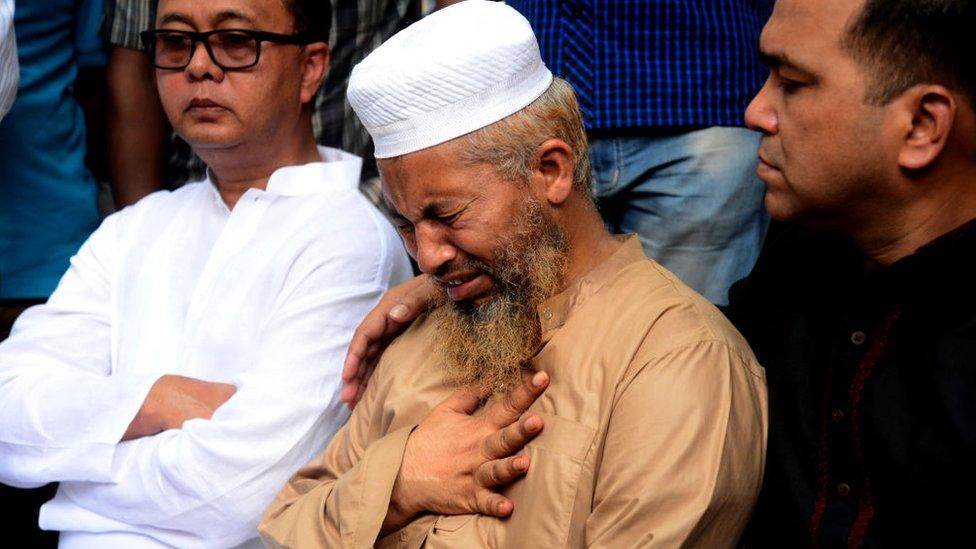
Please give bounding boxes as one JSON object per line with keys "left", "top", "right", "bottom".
{"left": 382, "top": 474, "right": 421, "bottom": 536}
{"left": 122, "top": 399, "right": 161, "bottom": 441}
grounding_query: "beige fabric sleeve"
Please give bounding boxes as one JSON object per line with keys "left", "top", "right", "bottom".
{"left": 259, "top": 373, "right": 416, "bottom": 549}
{"left": 584, "top": 340, "right": 768, "bottom": 548}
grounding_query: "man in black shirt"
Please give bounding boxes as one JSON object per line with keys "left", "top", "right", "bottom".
{"left": 730, "top": 0, "right": 976, "bottom": 546}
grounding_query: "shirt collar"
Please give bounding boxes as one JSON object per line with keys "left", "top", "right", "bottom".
{"left": 873, "top": 216, "right": 976, "bottom": 293}
{"left": 265, "top": 146, "right": 363, "bottom": 196}
{"left": 536, "top": 234, "right": 646, "bottom": 339}
{"left": 203, "top": 146, "right": 363, "bottom": 209}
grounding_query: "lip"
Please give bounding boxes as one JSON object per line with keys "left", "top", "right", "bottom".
{"left": 756, "top": 152, "right": 782, "bottom": 182}
{"left": 437, "top": 272, "right": 493, "bottom": 302}
{"left": 186, "top": 98, "right": 227, "bottom": 112}
{"left": 757, "top": 152, "right": 779, "bottom": 170}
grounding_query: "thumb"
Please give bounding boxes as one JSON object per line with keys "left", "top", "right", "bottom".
{"left": 441, "top": 382, "right": 492, "bottom": 415}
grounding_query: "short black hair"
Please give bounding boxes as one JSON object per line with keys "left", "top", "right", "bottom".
{"left": 843, "top": 0, "right": 975, "bottom": 107}
{"left": 283, "top": 0, "right": 331, "bottom": 43}
{"left": 148, "top": 1, "right": 331, "bottom": 43}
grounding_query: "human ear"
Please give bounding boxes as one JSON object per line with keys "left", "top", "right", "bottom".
{"left": 897, "top": 85, "right": 955, "bottom": 171}
{"left": 300, "top": 42, "right": 330, "bottom": 105}
{"left": 533, "top": 139, "right": 575, "bottom": 206}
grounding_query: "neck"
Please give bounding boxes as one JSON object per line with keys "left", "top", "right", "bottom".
{"left": 855, "top": 170, "right": 976, "bottom": 266}
{"left": 198, "top": 117, "right": 320, "bottom": 210}
{"left": 561, "top": 198, "right": 621, "bottom": 286}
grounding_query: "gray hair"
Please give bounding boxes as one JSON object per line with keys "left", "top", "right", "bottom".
{"left": 458, "top": 77, "right": 592, "bottom": 196}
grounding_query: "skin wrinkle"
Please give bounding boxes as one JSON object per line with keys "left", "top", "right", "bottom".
{"left": 429, "top": 198, "right": 568, "bottom": 394}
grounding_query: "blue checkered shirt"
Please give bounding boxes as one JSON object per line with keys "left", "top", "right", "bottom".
{"left": 506, "top": 0, "right": 773, "bottom": 130}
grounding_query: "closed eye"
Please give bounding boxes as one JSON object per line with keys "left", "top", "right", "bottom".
{"left": 436, "top": 211, "right": 461, "bottom": 225}
{"left": 779, "top": 77, "right": 804, "bottom": 94}
{"left": 390, "top": 214, "right": 414, "bottom": 233}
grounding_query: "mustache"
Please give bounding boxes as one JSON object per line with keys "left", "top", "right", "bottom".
{"left": 434, "top": 257, "right": 495, "bottom": 284}
{"left": 431, "top": 198, "right": 570, "bottom": 395}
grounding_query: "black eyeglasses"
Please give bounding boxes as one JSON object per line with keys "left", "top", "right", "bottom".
{"left": 139, "top": 29, "right": 313, "bottom": 71}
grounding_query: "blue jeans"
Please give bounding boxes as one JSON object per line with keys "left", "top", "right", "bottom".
{"left": 590, "top": 127, "right": 768, "bottom": 305}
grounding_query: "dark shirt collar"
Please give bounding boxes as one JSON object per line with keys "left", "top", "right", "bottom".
{"left": 870, "top": 217, "right": 976, "bottom": 296}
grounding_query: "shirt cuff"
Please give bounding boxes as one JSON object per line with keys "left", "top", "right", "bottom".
{"left": 341, "top": 425, "right": 416, "bottom": 548}
{"left": 77, "top": 371, "right": 161, "bottom": 482}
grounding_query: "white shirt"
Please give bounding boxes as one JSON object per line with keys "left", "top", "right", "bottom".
{"left": 0, "top": 0, "right": 16, "bottom": 121}
{"left": 0, "top": 147, "right": 412, "bottom": 548}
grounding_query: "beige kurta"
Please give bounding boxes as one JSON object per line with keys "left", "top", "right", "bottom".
{"left": 260, "top": 236, "right": 768, "bottom": 548}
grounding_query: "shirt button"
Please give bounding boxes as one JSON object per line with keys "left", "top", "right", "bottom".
{"left": 836, "top": 483, "right": 851, "bottom": 497}
{"left": 831, "top": 408, "right": 845, "bottom": 423}
{"left": 543, "top": 308, "right": 553, "bottom": 320}
{"left": 850, "top": 331, "right": 866, "bottom": 345}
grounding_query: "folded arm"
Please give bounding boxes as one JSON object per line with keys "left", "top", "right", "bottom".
{"left": 0, "top": 214, "right": 161, "bottom": 487}
{"left": 54, "top": 280, "right": 386, "bottom": 547}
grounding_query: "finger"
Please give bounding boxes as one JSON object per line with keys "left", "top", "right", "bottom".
{"left": 342, "top": 280, "right": 414, "bottom": 384}
{"left": 482, "top": 414, "right": 543, "bottom": 459}
{"left": 475, "top": 453, "right": 530, "bottom": 488}
{"left": 474, "top": 489, "right": 514, "bottom": 518}
{"left": 388, "top": 275, "right": 438, "bottom": 324}
{"left": 360, "top": 361, "right": 377, "bottom": 392}
{"left": 340, "top": 382, "right": 359, "bottom": 408}
{"left": 342, "top": 327, "right": 376, "bottom": 391}
{"left": 342, "top": 276, "right": 433, "bottom": 386}
{"left": 442, "top": 383, "right": 493, "bottom": 415}
{"left": 485, "top": 371, "right": 549, "bottom": 427}
{"left": 360, "top": 340, "right": 383, "bottom": 375}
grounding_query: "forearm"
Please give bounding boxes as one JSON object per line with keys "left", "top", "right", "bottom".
{"left": 380, "top": 486, "right": 418, "bottom": 538}
{"left": 59, "top": 386, "right": 347, "bottom": 546}
{"left": 107, "top": 47, "right": 167, "bottom": 207}
{"left": 0, "top": 366, "right": 158, "bottom": 486}
{"left": 0, "top": 214, "right": 142, "bottom": 485}
{"left": 261, "top": 425, "right": 415, "bottom": 549}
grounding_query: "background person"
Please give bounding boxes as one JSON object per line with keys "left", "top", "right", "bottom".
{"left": 102, "top": 0, "right": 421, "bottom": 209}
{"left": 730, "top": 0, "right": 976, "bottom": 546}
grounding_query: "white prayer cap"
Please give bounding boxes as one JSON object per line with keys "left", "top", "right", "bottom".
{"left": 347, "top": 0, "right": 553, "bottom": 159}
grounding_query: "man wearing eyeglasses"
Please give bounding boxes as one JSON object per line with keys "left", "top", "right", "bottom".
{"left": 0, "top": 0, "right": 411, "bottom": 546}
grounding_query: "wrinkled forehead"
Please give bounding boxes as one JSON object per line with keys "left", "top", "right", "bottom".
{"left": 155, "top": 0, "right": 289, "bottom": 29}
{"left": 377, "top": 141, "right": 497, "bottom": 215}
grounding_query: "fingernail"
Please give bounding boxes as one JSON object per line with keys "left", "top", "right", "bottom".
{"left": 390, "top": 304, "right": 409, "bottom": 320}
{"left": 516, "top": 456, "right": 528, "bottom": 470}
{"left": 532, "top": 372, "right": 547, "bottom": 387}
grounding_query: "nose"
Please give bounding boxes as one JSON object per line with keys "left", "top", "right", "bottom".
{"left": 414, "top": 223, "right": 458, "bottom": 275}
{"left": 185, "top": 40, "right": 224, "bottom": 82}
{"left": 745, "top": 76, "right": 778, "bottom": 135}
